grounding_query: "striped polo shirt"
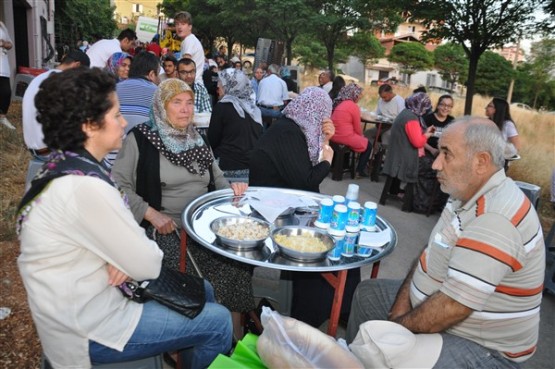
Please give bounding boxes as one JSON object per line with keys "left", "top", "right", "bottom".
{"left": 116, "top": 78, "right": 157, "bottom": 133}
{"left": 411, "top": 169, "right": 545, "bottom": 362}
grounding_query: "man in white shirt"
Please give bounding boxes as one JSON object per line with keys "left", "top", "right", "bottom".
{"left": 175, "top": 11, "right": 205, "bottom": 85}
{"left": 376, "top": 83, "right": 405, "bottom": 119}
{"left": 257, "top": 64, "right": 288, "bottom": 126}
{"left": 86, "top": 29, "right": 137, "bottom": 68}
{"left": 22, "top": 50, "right": 90, "bottom": 189}
{"left": 319, "top": 70, "right": 333, "bottom": 93}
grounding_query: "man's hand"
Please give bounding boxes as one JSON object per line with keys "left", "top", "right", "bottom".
{"left": 230, "top": 182, "right": 248, "bottom": 196}
{"left": 144, "top": 207, "right": 176, "bottom": 235}
{"left": 322, "top": 118, "right": 335, "bottom": 144}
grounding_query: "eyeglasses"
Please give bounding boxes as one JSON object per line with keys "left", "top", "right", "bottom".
{"left": 178, "top": 69, "right": 195, "bottom": 76}
{"left": 438, "top": 103, "right": 453, "bottom": 108}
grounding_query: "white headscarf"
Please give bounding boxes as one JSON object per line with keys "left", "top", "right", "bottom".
{"left": 218, "top": 68, "right": 262, "bottom": 125}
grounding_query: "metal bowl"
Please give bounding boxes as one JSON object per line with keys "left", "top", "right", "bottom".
{"left": 271, "top": 226, "right": 335, "bottom": 262}
{"left": 210, "top": 216, "right": 270, "bottom": 250}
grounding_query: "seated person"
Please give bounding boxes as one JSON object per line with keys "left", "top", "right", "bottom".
{"left": 413, "top": 94, "right": 455, "bottom": 213}
{"left": 249, "top": 88, "right": 360, "bottom": 328}
{"left": 112, "top": 78, "right": 252, "bottom": 341}
{"left": 18, "top": 68, "right": 232, "bottom": 369}
{"left": 347, "top": 117, "right": 545, "bottom": 369}
{"left": 208, "top": 69, "right": 263, "bottom": 182}
{"left": 104, "top": 52, "right": 132, "bottom": 82}
{"left": 331, "top": 83, "right": 372, "bottom": 178}
{"left": 380, "top": 92, "right": 435, "bottom": 212}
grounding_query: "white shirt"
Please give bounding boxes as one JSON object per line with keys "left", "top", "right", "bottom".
{"left": 22, "top": 69, "right": 61, "bottom": 149}
{"left": 257, "top": 74, "right": 288, "bottom": 107}
{"left": 180, "top": 34, "right": 204, "bottom": 85}
{"left": 18, "top": 175, "right": 163, "bottom": 368}
{"left": 0, "top": 23, "right": 13, "bottom": 77}
{"left": 87, "top": 38, "right": 121, "bottom": 68}
{"left": 376, "top": 94, "right": 405, "bottom": 120}
{"left": 502, "top": 120, "right": 518, "bottom": 140}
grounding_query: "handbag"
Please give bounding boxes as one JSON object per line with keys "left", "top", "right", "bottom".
{"left": 119, "top": 266, "right": 206, "bottom": 319}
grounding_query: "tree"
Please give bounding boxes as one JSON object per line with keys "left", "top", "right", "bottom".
{"left": 413, "top": 0, "right": 542, "bottom": 114}
{"left": 527, "top": 38, "right": 555, "bottom": 108}
{"left": 433, "top": 42, "right": 468, "bottom": 89}
{"left": 55, "top": 0, "right": 117, "bottom": 50}
{"left": 388, "top": 42, "right": 433, "bottom": 85}
{"left": 348, "top": 32, "right": 386, "bottom": 66}
{"left": 473, "top": 51, "right": 514, "bottom": 97}
{"left": 309, "top": 0, "right": 403, "bottom": 71}
{"left": 292, "top": 35, "right": 330, "bottom": 70}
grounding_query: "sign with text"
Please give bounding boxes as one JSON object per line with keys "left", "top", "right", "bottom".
{"left": 136, "top": 16, "right": 159, "bottom": 43}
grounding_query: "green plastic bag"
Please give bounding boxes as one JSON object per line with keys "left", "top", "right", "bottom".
{"left": 208, "top": 333, "right": 267, "bottom": 369}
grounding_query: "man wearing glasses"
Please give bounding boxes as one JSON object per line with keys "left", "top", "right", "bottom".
{"left": 177, "top": 58, "right": 212, "bottom": 113}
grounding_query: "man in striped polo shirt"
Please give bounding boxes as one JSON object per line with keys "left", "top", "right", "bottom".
{"left": 347, "top": 117, "right": 545, "bottom": 368}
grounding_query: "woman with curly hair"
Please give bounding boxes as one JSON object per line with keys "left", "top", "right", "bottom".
{"left": 17, "top": 68, "right": 232, "bottom": 368}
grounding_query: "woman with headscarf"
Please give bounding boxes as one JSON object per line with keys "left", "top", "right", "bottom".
{"left": 248, "top": 87, "right": 334, "bottom": 192}
{"left": 105, "top": 52, "right": 132, "bottom": 82}
{"left": 208, "top": 69, "right": 263, "bottom": 182}
{"left": 380, "top": 92, "right": 435, "bottom": 212}
{"left": 413, "top": 95, "right": 455, "bottom": 213}
{"left": 112, "top": 78, "right": 254, "bottom": 341}
{"left": 331, "top": 82, "right": 372, "bottom": 177}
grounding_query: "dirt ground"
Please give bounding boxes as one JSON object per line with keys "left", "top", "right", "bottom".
{"left": 0, "top": 240, "right": 41, "bottom": 368}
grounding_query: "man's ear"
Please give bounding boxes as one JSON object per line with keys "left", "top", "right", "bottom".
{"left": 148, "top": 70, "right": 158, "bottom": 82}
{"left": 475, "top": 151, "right": 492, "bottom": 175}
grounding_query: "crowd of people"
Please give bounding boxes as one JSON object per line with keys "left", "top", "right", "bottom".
{"left": 6, "top": 8, "right": 546, "bottom": 369}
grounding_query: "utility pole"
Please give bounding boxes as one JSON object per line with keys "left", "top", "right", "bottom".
{"left": 506, "top": 37, "right": 521, "bottom": 103}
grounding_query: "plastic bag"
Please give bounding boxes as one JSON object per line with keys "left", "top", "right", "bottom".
{"left": 257, "top": 307, "right": 364, "bottom": 369}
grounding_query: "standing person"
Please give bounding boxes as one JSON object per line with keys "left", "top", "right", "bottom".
{"left": 176, "top": 58, "right": 212, "bottom": 114}
{"left": 413, "top": 95, "right": 455, "bottom": 213}
{"left": 86, "top": 29, "right": 137, "bottom": 68}
{"left": 112, "top": 78, "right": 253, "bottom": 342}
{"left": 104, "top": 52, "right": 132, "bottom": 82}
{"left": 0, "top": 21, "right": 14, "bottom": 129}
{"left": 347, "top": 117, "right": 545, "bottom": 369}
{"left": 18, "top": 67, "right": 232, "bottom": 369}
{"left": 379, "top": 92, "right": 435, "bottom": 212}
{"left": 318, "top": 70, "right": 333, "bottom": 93}
{"left": 331, "top": 83, "right": 372, "bottom": 178}
{"left": 328, "top": 76, "right": 346, "bottom": 101}
{"left": 22, "top": 50, "right": 90, "bottom": 189}
{"left": 208, "top": 69, "right": 263, "bottom": 182}
{"left": 159, "top": 55, "right": 178, "bottom": 81}
{"left": 485, "top": 97, "right": 521, "bottom": 152}
{"left": 250, "top": 66, "right": 264, "bottom": 98}
{"left": 203, "top": 60, "right": 219, "bottom": 107}
{"left": 175, "top": 11, "right": 204, "bottom": 85}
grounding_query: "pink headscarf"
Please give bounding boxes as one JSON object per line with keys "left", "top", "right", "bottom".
{"left": 282, "top": 87, "right": 332, "bottom": 165}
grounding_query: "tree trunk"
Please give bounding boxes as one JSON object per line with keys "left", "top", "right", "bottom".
{"left": 327, "top": 44, "right": 334, "bottom": 72}
{"left": 464, "top": 47, "right": 481, "bottom": 115}
{"left": 285, "top": 38, "right": 293, "bottom": 66}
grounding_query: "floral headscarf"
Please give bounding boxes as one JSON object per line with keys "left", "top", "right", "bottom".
{"left": 405, "top": 92, "right": 432, "bottom": 117}
{"left": 333, "top": 82, "right": 363, "bottom": 108}
{"left": 282, "top": 87, "right": 332, "bottom": 165}
{"left": 218, "top": 69, "right": 262, "bottom": 125}
{"left": 105, "top": 52, "right": 132, "bottom": 80}
{"left": 141, "top": 78, "right": 213, "bottom": 175}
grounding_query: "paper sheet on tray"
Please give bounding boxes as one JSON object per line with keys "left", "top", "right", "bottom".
{"left": 245, "top": 192, "right": 317, "bottom": 223}
{"left": 358, "top": 228, "right": 391, "bottom": 248}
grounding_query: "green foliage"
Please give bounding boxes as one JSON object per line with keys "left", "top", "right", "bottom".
{"left": 433, "top": 42, "right": 468, "bottom": 85}
{"left": 292, "top": 35, "right": 329, "bottom": 70}
{"left": 55, "top": 0, "right": 117, "bottom": 48}
{"left": 389, "top": 42, "right": 433, "bottom": 76}
{"left": 473, "top": 51, "right": 514, "bottom": 97}
{"left": 348, "top": 32, "right": 385, "bottom": 65}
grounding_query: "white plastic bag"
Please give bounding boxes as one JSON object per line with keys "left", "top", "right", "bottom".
{"left": 257, "top": 307, "right": 364, "bottom": 369}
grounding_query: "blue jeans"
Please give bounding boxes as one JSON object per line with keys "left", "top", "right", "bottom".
{"left": 346, "top": 279, "right": 521, "bottom": 369}
{"left": 258, "top": 106, "right": 283, "bottom": 119}
{"left": 89, "top": 281, "right": 232, "bottom": 369}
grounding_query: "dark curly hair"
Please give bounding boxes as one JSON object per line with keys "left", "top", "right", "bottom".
{"left": 35, "top": 67, "right": 116, "bottom": 151}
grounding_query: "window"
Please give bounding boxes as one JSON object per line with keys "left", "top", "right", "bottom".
{"left": 408, "top": 26, "right": 416, "bottom": 33}
{"left": 426, "top": 73, "right": 437, "bottom": 86}
{"left": 133, "top": 4, "right": 144, "bottom": 13}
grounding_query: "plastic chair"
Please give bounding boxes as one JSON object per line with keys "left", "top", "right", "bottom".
{"left": 379, "top": 175, "right": 414, "bottom": 212}
{"left": 329, "top": 142, "right": 356, "bottom": 181}
{"left": 11, "top": 73, "right": 35, "bottom": 101}
{"left": 544, "top": 224, "right": 555, "bottom": 296}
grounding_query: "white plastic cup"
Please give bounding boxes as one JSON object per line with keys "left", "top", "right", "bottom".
{"left": 345, "top": 184, "right": 359, "bottom": 205}
{"left": 361, "top": 201, "right": 378, "bottom": 231}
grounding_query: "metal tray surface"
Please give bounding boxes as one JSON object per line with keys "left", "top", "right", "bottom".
{"left": 182, "top": 187, "right": 397, "bottom": 272}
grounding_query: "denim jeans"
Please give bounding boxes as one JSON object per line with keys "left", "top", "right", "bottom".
{"left": 346, "top": 279, "right": 521, "bottom": 369}
{"left": 258, "top": 106, "right": 283, "bottom": 119}
{"left": 89, "top": 281, "right": 232, "bottom": 369}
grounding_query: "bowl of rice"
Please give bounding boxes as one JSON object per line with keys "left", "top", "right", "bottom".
{"left": 210, "top": 216, "right": 270, "bottom": 249}
{"left": 271, "top": 226, "right": 335, "bottom": 262}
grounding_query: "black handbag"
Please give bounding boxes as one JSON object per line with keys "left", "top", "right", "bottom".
{"left": 119, "top": 267, "right": 206, "bottom": 319}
